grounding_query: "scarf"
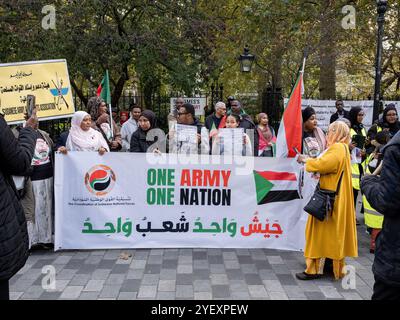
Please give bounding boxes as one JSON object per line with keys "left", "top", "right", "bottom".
{"left": 66, "top": 111, "right": 110, "bottom": 152}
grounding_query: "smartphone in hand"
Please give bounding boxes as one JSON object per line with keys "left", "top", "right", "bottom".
{"left": 26, "top": 95, "right": 36, "bottom": 118}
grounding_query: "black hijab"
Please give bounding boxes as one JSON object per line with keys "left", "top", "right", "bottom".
{"left": 349, "top": 107, "right": 364, "bottom": 132}
{"left": 380, "top": 104, "right": 400, "bottom": 137}
{"left": 140, "top": 110, "right": 157, "bottom": 132}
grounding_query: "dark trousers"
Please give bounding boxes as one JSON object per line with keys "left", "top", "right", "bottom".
{"left": 0, "top": 279, "right": 9, "bottom": 301}
{"left": 372, "top": 276, "right": 400, "bottom": 300}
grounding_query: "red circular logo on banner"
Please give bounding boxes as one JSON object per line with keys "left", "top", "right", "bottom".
{"left": 84, "top": 165, "right": 116, "bottom": 196}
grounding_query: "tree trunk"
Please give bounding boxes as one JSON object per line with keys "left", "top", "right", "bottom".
{"left": 318, "top": 0, "right": 337, "bottom": 99}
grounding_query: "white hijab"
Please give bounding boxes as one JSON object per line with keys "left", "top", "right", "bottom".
{"left": 66, "top": 111, "right": 110, "bottom": 152}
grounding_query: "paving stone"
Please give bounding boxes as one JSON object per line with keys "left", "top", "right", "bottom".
{"left": 21, "top": 285, "right": 44, "bottom": 299}
{"left": 176, "top": 285, "right": 194, "bottom": 298}
{"left": 177, "top": 264, "right": 193, "bottom": 274}
{"left": 64, "top": 259, "right": 86, "bottom": 269}
{"left": 53, "top": 256, "right": 72, "bottom": 265}
{"left": 98, "top": 260, "right": 116, "bottom": 269}
{"left": 176, "top": 274, "right": 194, "bottom": 285}
{"left": 210, "top": 274, "right": 229, "bottom": 285}
{"left": 91, "top": 269, "right": 111, "bottom": 280}
{"left": 237, "top": 256, "right": 253, "bottom": 264}
{"left": 263, "top": 280, "right": 285, "bottom": 292}
{"left": 156, "top": 292, "right": 176, "bottom": 300}
{"left": 209, "top": 264, "right": 225, "bottom": 274}
{"left": 138, "top": 285, "right": 157, "bottom": 299}
{"left": 126, "top": 269, "right": 145, "bottom": 280}
{"left": 56, "top": 269, "right": 78, "bottom": 280}
{"left": 69, "top": 274, "right": 91, "bottom": 286}
{"left": 147, "top": 255, "right": 163, "bottom": 264}
{"left": 83, "top": 280, "right": 105, "bottom": 292}
{"left": 84, "top": 255, "right": 102, "bottom": 265}
{"left": 241, "top": 264, "right": 258, "bottom": 274}
{"left": 9, "top": 292, "right": 23, "bottom": 300}
{"left": 276, "top": 274, "right": 298, "bottom": 286}
{"left": 193, "top": 269, "right": 210, "bottom": 280}
{"left": 105, "top": 274, "right": 126, "bottom": 285}
{"left": 117, "top": 292, "right": 137, "bottom": 300}
{"left": 305, "top": 291, "right": 326, "bottom": 300}
{"left": 341, "top": 292, "right": 363, "bottom": 300}
{"left": 193, "top": 280, "right": 212, "bottom": 292}
{"left": 77, "top": 264, "right": 98, "bottom": 274}
{"left": 269, "top": 291, "right": 289, "bottom": 300}
{"left": 99, "top": 285, "right": 122, "bottom": 298}
{"left": 283, "top": 285, "right": 307, "bottom": 299}
{"left": 120, "top": 279, "right": 141, "bottom": 292}
{"left": 79, "top": 292, "right": 100, "bottom": 300}
{"left": 111, "top": 265, "right": 130, "bottom": 274}
{"left": 60, "top": 286, "right": 84, "bottom": 299}
{"left": 159, "top": 269, "right": 177, "bottom": 280}
{"left": 158, "top": 280, "right": 176, "bottom": 292}
{"left": 130, "top": 259, "right": 147, "bottom": 269}
{"left": 178, "top": 256, "right": 193, "bottom": 264}
{"left": 162, "top": 260, "right": 178, "bottom": 268}
{"left": 248, "top": 285, "right": 269, "bottom": 299}
{"left": 142, "top": 274, "right": 160, "bottom": 285}
{"left": 194, "top": 292, "right": 212, "bottom": 300}
{"left": 244, "top": 273, "right": 263, "bottom": 285}
{"left": 258, "top": 269, "right": 280, "bottom": 280}
{"left": 193, "top": 260, "right": 209, "bottom": 270}
{"left": 318, "top": 285, "right": 343, "bottom": 299}
{"left": 226, "top": 269, "right": 245, "bottom": 280}
{"left": 208, "top": 255, "right": 223, "bottom": 264}
{"left": 39, "top": 291, "right": 62, "bottom": 300}
{"left": 212, "top": 285, "right": 230, "bottom": 298}
{"left": 193, "top": 252, "right": 207, "bottom": 260}
{"left": 31, "top": 259, "right": 55, "bottom": 269}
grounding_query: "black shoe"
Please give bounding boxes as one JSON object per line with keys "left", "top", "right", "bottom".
{"left": 295, "top": 272, "right": 321, "bottom": 280}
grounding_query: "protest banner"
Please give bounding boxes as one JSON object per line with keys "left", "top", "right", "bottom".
{"left": 284, "top": 99, "right": 400, "bottom": 132}
{"left": 170, "top": 97, "right": 207, "bottom": 116}
{"left": 55, "top": 152, "right": 310, "bottom": 251}
{"left": 0, "top": 59, "right": 75, "bottom": 124}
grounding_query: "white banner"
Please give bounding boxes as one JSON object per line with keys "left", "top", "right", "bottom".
{"left": 284, "top": 99, "right": 400, "bottom": 132}
{"left": 55, "top": 153, "right": 310, "bottom": 251}
{"left": 170, "top": 97, "right": 206, "bottom": 116}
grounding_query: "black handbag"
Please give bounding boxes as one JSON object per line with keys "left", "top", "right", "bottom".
{"left": 303, "top": 146, "right": 347, "bottom": 221}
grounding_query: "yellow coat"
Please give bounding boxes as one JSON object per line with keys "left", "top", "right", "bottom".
{"left": 304, "top": 142, "right": 358, "bottom": 260}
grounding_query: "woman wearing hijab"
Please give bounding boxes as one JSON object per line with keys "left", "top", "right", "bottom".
{"left": 348, "top": 107, "right": 367, "bottom": 221}
{"left": 87, "top": 96, "right": 122, "bottom": 151}
{"left": 368, "top": 104, "right": 400, "bottom": 145}
{"left": 58, "top": 111, "right": 109, "bottom": 154}
{"left": 296, "top": 121, "right": 357, "bottom": 280}
{"left": 302, "top": 107, "right": 327, "bottom": 158}
{"left": 256, "top": 113, "right": 276, "bottom": 157}
{"left": 130, "top": 110, "right": 161, "bottom": 153}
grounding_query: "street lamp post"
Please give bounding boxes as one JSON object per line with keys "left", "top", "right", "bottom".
{"left": 238, "top": 46, "right": 255, "bottom": 73}
{"left": 373, "top": 0, "right": 388, "bottom": 122}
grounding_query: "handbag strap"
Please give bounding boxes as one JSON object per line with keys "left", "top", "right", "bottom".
{"left": 335, "top": 143, "right": 348, "bottom": 195}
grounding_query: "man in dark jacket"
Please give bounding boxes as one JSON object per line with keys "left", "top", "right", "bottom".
{"left": 361, "top": 130, "right": 400, "bottom": 300}
{"left": 228, "top": 100, "right": 258, "bottom": 156}
{"left": 0, "top": 110, "right": 37, "bottom": 300}
{"left": 329, "top": 100, "right": 349, "bottom": 124}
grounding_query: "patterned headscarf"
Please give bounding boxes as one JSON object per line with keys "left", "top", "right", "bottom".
{"left": 87, "top": 96, "right": 104, "bottom": 122}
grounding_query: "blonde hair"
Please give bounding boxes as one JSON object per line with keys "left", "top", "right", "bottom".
{"left": 326, "top": 121, "right": 350, "bottom": 147}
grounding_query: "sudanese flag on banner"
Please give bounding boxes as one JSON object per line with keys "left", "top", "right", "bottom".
{"left": 253, "top": 170, "right": 300, "bottom": 205}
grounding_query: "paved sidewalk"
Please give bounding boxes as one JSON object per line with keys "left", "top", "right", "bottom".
{"left": 10, "top": 219, "right": 374, "bottom": 300}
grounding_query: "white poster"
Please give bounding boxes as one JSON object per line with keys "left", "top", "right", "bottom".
{"left": 55, "top": 152, "right": 310, "bottom": 251}
{"left": 170, "top": 97, "right": 207, "bottom": 116}
{"left": 284, "top": 99, "right": 400, "bottom": 132}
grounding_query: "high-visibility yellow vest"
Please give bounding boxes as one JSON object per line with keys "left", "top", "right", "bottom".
{"left": 350, "top": 128, "right": 367, "bottom": 190}
{"left": 362, "top": 153, "right": 383, "bottom": 229}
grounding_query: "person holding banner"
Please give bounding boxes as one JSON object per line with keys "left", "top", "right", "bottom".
{"left": 121, "top": 103, "right": 141, "bottom": 151}
{"left": 211, "top": 114, "right": 252, "bottom": 156}
{"left": 58, "top": 111, "right": 109, "bottom": 155}
{"left": 296, "top": 121, "right": 357, "bottom": 280}
{"left": 87, "top": 96, "right": 122, "bottom": 151}
{"left": 0, "top": 109, "right": 38, "bottom": 300}
{"left": 256, "top": 113, "right": 276, "bottom": 157}
{"left": 130, "top": 110, "right": 161, "bottom": 153}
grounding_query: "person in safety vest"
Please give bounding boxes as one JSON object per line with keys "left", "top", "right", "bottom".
{"left": 362, "top": 131, "right": 390, "bottom": 253}
{"left": 348, "top": 107, "right": 367, "bottom": 225}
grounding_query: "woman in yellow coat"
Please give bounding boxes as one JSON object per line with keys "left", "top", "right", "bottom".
{"left": 296, "top": 120, "right": 358, "bottom": 280}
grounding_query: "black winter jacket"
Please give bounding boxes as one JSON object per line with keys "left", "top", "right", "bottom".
{"left": 130, "top": 128, "right": 153, "bottom": 153}
{"left": 0, "top": 116, "right": 36, "bottom": 280}
{"left": 361, "top": 131, "right": 400, "bottom": 286}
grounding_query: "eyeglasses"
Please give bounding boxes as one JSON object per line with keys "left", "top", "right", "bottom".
{"left": 177, "top": 112, "right": 188, "bottom": 117}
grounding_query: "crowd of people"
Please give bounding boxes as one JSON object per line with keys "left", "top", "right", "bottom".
{"left": 1, "top": 95, "right": 400, "bottom": 300}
